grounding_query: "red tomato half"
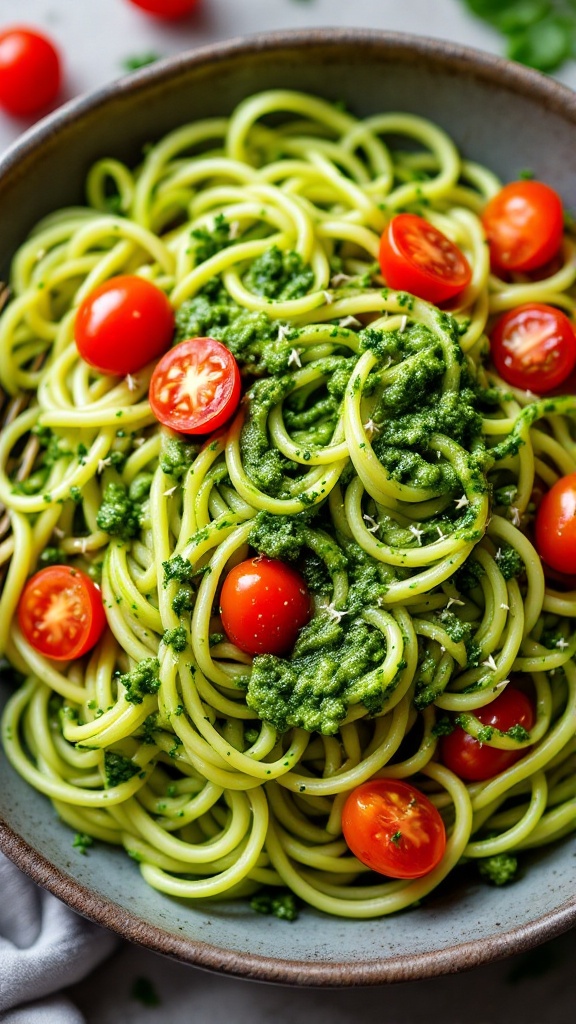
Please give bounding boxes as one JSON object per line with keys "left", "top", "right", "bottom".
{"left": 18, "top": 565, "right": 107, "bottom": 661}
{"left": 482, "top": 181, "right": 564, "bottom": 274}
{"left": 149, "top": 337, "right": 241, "bottom": 435}
{"left": 341, "top": 778, "right": 446, "bottom": 879}
{"left": 535, "top": 472, "right": 576, "bottom": 574}
{"left": 126, "top": 0, "right": 200, "bottom": 18}
{"left": 0, "top": 27, "right": 61, "bottom": 116}
{"left": 75, "top": 275, "right": 174, "bottom": 376}
{"left": 490, "top": 303, "right": 576, "bottom": 393}
{"left": 220, "top": 557, "right": 311, "bottom": 656}
{"left": 379, "top": 213, "right": 472, "bottom": 304}
{"left": 440, "top": 687, "right": 535, "bottom": 782}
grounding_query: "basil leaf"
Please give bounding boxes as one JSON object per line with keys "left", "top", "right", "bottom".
{"left": 495, "top": 0, "right": 551, "bottom": 32}
{"left": 507, "top": 16, "right": 573, "bottom": 70}
{"left": 460, "top": 0, "right": 576, "bottom": 71}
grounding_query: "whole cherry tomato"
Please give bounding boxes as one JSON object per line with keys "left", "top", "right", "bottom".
{"left": 126, "top": 0, "right": 200, "bottom": 18}
{"left": 490, "top": 303, "right": 576, "bottom": 393}
{"left": 341, "top": 778, "right": 447, "bottom": 879}
{"left": 149, "top": 337, "right": 241, "bottom": 435}
{"left": 440, "top": 686, "right": 535, "bottom": 782}
{"left": 0, "top": 27, "right": 61, "bottom": 117}
{"left": 535, "top": 472, "right": 576, "bottom": 574}
{"left": 378, "top": 213, "right": 472, "bottom": 304}
{"left": 482, "top": 181, "right": 564, "bottom": 274}
{"left": 75, "top": 275, "right": 174, "bottom": 376}
{"left": 18, "top": 565, "right": 107, "bottom": 661}
{"left": 219, "top": 557, "right": 311, "bottom": 656}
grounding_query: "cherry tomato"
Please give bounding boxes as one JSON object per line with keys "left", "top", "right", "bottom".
{"left": 490, "top": 303, "right": 576, "bottom": 393}
{"left": 18, "top": 565, "right": 107, "bottom": 662}
{"left": 219, "top": 557, "right": 311, "bottom": 656}
{"left": 149, "top": 337, "right": 241, "bottom": 435}
{"left": 440, "top": 686, "right": 535, "bottom": 782}
{"left": 341, "top": 778, "right": 446, "bottom": 879}
{"left": 75, "top": 275, "right": 174, "bottom": 376}
{"left": 482, "top": 181, "right": 564, "bottom": 274}
{"left": 126, "top": 0, "right": 200, "bottom": 18}
{"left": 535, "top": 472, "right": 576, "bottom": 574}
{"left": 378, "top": 213, "right": 472, "bottom": 304}
{"left": 0, "top": 27, "right": 61, "bottom": 117}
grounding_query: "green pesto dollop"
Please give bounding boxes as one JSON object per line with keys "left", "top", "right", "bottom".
{"left": 246, "top": 616, "right": 392, "bottom": 735}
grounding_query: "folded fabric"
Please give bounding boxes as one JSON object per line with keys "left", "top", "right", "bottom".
{"left": 0, "top": 853, "right": 118, "bottom": 1021}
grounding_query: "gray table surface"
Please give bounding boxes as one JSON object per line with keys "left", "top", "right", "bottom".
{"left": 1, "top": 1, "right": 575, "bottom": 1021}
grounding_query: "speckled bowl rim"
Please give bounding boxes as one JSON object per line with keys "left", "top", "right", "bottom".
{"left": 1, "top": 28, "right": 576, "bottom": 985}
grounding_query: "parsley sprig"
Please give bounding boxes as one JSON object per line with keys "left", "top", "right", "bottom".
{"left": 461, "top": 0, "right": 576, "bottom": 72}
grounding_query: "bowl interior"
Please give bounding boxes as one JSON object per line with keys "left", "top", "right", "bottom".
{"left": 1, "top": 30, "right": 575, "bottom": 984}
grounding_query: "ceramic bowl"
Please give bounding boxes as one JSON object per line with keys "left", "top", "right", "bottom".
{"left": 1, "top": 29, "right": 575, "bottom": 985}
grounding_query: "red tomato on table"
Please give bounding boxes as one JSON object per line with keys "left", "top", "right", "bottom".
{"left": 0, "top": 27, "right": 61, "bottom": 117}
{"left": 219, "top": 557, "right": 311, "bottom": 656}
{"left": 126, "top": 0, "right": 200, "bottom": 18}
{"left": 18, "top": 566, "right": 107, "bottom": 661}
{"left": 341, "top": 778, "right": 447, "bottom": 879}
{"left": 490, "top": 303, "right": 576, "bottom": 393}
{"left": 149, "top": 337, "right": 241, "bottom": 435}
{"left": 440, "top": 686, "right": 535, "bottom": 782}
{"left": 535, "top": 472, "right": 576, "bottom": 574}
{"left": 378, "top": 213, "right": 472, "bottom": 304}
{"left": 482, "top": 181, "right": 564, "bottom": 274}
{"left": 75, "top": 275, "right": 174, "bottom": 376}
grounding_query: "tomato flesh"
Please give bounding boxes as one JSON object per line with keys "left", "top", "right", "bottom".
{"left": 75, "top": 275, "right": 174, "bottom": 376}
{"left": 126, "top": 0, "right": 200, "bottom": 18}
{"left": 490, "top": 303, "right": 576, "bottom": 393}
{"left": 0, "top": 27, "right": 61, "bottom": 116}
{"left": 149, "top": 337, "right": 241, "bottom": 435}
{"left": 378, "top": 213, "right": 472, "bottom": 304}
{"left": 18, "top": 566, "right": 107, "bottom": 661}
{"left": 219, "top": 557, "right": 311, "bottom": 656}
{"left": 341, "top": 778, "right": 446, "bottom": 879}
{"left": 440, "top": 686, "right": 535, "bottom": 782}
{"left": 482, "top": 181, "right": 564, "bottom": 274}
{"left": 535, "top": 472, "right": 576, "bottom": 574}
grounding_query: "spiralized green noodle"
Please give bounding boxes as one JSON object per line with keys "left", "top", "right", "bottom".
{"left": 1, "top": 89, "right": 576, "bottom": 918}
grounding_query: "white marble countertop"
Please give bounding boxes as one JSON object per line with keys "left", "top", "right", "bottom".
{"left": 0, "top": 2, "right": 575, "bottom": 1021}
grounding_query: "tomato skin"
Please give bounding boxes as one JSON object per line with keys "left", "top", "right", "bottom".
{"left": 126, "top": 0, "right": 200, "bottom": 18}
{"left": 440, "top": 687, "right": 535, "bottom": 782}
{"left": 75, "top": 275, "right": 174, "bottom": 376}
{"left": 18, "top": 566, "right": 107, "bottom": 661}
{"left": 219, "top": 557, "right": 311, "bottom": 656}
{"left": 378, "top": 213, "right": 472, "bottom": 304}
{"left": 0, "top": 27, "right": 61, "bottom": 116}
{"left": 341, "top": 778, "right": 446, "bottom": 879}
{"left": 535, "top": 472, "right": 576, "bottom": 574}
{"left": 149, "top": 337, "right": 241, "bottom": 435}
{"left": 482, "top": 181, "right": 564, "bottom": 274}
{"left": 490, "top": 303, "right": 576, "bottom": 393}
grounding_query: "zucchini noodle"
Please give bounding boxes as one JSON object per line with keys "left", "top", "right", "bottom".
{"left": 1, "top": 89, "right": 575, "bottom": 918}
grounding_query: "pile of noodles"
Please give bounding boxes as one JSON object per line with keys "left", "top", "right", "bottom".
{"left": 0, "top": 91, "right": 575, "bottom": 918}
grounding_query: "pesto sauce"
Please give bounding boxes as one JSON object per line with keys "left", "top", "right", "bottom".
{"left": 175, "top": 236, "right": 500, "bottom": 736}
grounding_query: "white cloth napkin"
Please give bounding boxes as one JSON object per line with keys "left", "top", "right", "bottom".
{"left": 0, "top": 853, "right": 117, "bottom": 1023}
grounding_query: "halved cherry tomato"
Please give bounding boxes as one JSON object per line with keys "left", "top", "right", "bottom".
{"left": 490, "top": 303, "right": 576, "bottom": 393}
{"left": 126, "top": 0, "right": 200, "bottom": 18}
{"left": 75, "top": 275, "right": 174, "bottom": 376}
{"left": 482, "top": 181, "right": 564, "bottom": 274}
{"left": 149, "top": 337, "right": 241, "bottom": 435}
{"left": 378, "top": 213, "right": 472, "bottom": 304}
{"left": 220, "top": 557, "right": 311, "bottom": 656}
{"left": 440, "top": 686, "right": 535, "bottom": 782}
{"left": 18, "top": 565, "right": 107, "bottom": 661}
{"left": 535, "top": 472, "right": 576, "bottom": 574}
{"left": 341, "top": 778, "right": 446, "bottom": 879}
{"left": 0, "top": 27, "right": 61, "bottom": 116}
